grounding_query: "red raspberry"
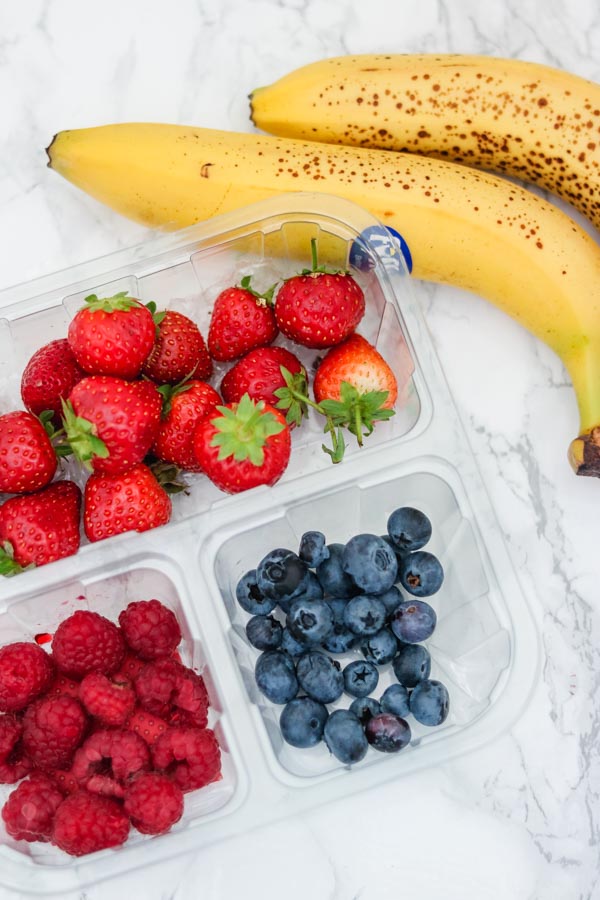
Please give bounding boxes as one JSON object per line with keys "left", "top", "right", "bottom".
{"left": 44, "top": 672, "right": 81, "bottom": 700}
{"left": 51, "top": 610, "right": 125, "bottom": 679}
{"left": 112, "top": 650, "right": 146, "bottom": 685}
{"left": 0, "top": 714, "right": 32, "bottom": 784}
{"left": 124, "top": 772, "right": 184, "bottom": 835}
{"left": 127, "top": 706, "right": 169, "bottom": 746}
{"left": 22, "top": 695, "right": 88, "bottom": 771}
{"left": 79, "top": 673, "right": 136, "bottom": 727}
{"left": 46, "top": 768, "right": 80, "bottom": 795}
{"left": 2, "top": 773, "right": 64, "bottom": 842}
{"left": 71, "top": 728, "right": 150, "bottom": 798}
{"left": 52, "top": 790, "right": 130, "bottom": 856}
{"left": 152, "top": 726, "right": 221, "bottom": 792}
{"left": 0, "top": 642, "right": 54, "bottom": 712}
{"left": 119, "top": 599, "right": 182, "bottom": 660}
{"left": 134, "top": 659, "right": 209, "bottom": 728}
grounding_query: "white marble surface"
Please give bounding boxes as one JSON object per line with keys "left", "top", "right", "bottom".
{"left": 0, "top": 0, "right": 599, "bottom": 898}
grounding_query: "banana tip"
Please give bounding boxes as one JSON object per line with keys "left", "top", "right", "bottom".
{"left": 568, "top": 426, "right": 600, "bottom": 478}
{"left": 45, "top": 134, "right": 58, "bottom": 168}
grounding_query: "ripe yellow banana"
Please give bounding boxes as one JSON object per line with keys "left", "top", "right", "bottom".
{"left": 47, "top": 123, "right": 600, "bottom": 476}
{"left": 250, "top": 54, "right": 600, "bottom": 230}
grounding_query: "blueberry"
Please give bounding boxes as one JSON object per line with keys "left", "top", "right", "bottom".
{"left": 278, "top": 570, "right": 324, "bottom": 613}
{"left": 326, "top": 597, "right": 350, "bottom": 623}
{"left": 280, "top": 697, "right": 329, "bottom": 748}
{"left": 387, "top": 507, "right": 432, "bottom": 554}
{"left": 342, "top": 534, "right": 398, "bottom": 594}
{"left": 343, "top": 595, "right": 387, "bottom": 637}
{"left": 343, "top": 660, "right": 379, "bottom": 698}
{"left": 380, "top": 535, "right": 404, "bottom": 568}
{"left": 323, "top": 709, "right": 368, "bottom": 765}
{"left": 316, "top": 543, "right": 358, "bottom": 598}
{"left": 349, "top": 696, "right": 381, "bottom": 725}
{"left": 374, "top": 585, "right": 404, "bottom": 618}
{"left": 236, "top": 570, "right": 277, "bottom": 616}
{"left": 296, "top": 651, "right": 344, "bottom": 704}
{"left": 360, "top": 628, "right": 398, "bottom": 666}
{"left": 322, "top": 623, "right": 358, "bottom": 654}
{"left": 246, "top": 615, "right": 283, "bottom": 651}
{"left": 409, "top": 679, "right": 449, "bottom": 726}
{"left": 390, "top": 600, "right": 437, "bottom": 643}
{"left": 365, "top": 713, "right": 411, "bottom": 753}
{"left": 392, "top": 643, "right": 431, "bottom": 687}
{"left": 287, "top": 598, "right": 334, "bottom": 645}
{"left": 398, "top": 551, "right": 444, "bottom": 597}
{"left": 280, "top": 627, "right": 309, "bottom": 657}
{"left": 299, "top": 531, "right": 329, "bottom": 567}
{"left": 380, "top": 683, "right": 410, "bottom": 718}
{"left": 254, "top": 650, "right": 298, "bottom": 704}
{"left": 256, "top": 548, "right": 310, "bottom": 602}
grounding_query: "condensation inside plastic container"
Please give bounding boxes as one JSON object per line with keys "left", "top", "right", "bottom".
{"left": 214, "top": 468, "right": 512, "bottom": 779}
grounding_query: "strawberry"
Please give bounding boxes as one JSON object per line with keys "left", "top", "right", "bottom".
{"left": 142, "top": 309, "right": 212, "bottom": 385}
{"left": 67, "top": 292, "right": 155, "bottom": 379}
{"left": 20, "top": 339, "right": 85, "bottom": 427}
{"left": 274, "top": 239, "right": 365, "bottom": 348}
{"left": 83, "top": 463, "right": 172, "bottom": 543}
{"left": 220, "top": 346, "right": 305, "bottom": 414}
{"left": 193, "top": 394, "right": 291, "bottom": 494}
{"left": 0, "top": 411, "right": 57, "bottom": 494}
{"left": 207, "top": 276, "right": 278, "bottom": 362}
{"left": 63, "top": 377, "right": 162, "bottom": 476}
{"left": 0, "top": 481, "right": 82, "bottom": 574}
{"left": 152, "top": 380, "right": 221, "bottom": 471}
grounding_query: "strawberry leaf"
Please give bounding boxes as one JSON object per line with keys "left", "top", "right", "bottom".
{"left": 319, "top": 383, "right": 395, "bottom": 447}
{"left": 238, "top": 274, "right": 278, "bottom": 307}
{"left": 209, "top": 394, "right": 285, "bottom": 467}
{"left": 83, "top": 291, "right": 139, "bottom": 314}
{"left": 0, "top": 541, "right": 31, "bottom": 577}
{"left": 273, "top": 366, "right": 310, "bottom": 428}
{"left": 61, "top": 399, "right": 109, "bottom": 471}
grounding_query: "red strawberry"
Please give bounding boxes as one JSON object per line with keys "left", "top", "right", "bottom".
{"left": 220, "top": 346, "right": 305, "bottom": 412}
{"left": 0, "top": 411, "right": 57, "bottom": 494}
{"left": 207, "top": 276, "right": 278, "bottom": 362}
{"left": 152, "top": 380, "right": 221, "bottom": 471}
{"left": 0, "top": 481, "right": 81, "bottom": 574}
{"left": 142, "top": 309, "right": 212, "bottom": 385}
{"left": 84, "top": 463, "right": 172, "bottom": 543}
{"left": 68, "top": 291, "right": 155, "bottom": 379}
{"left": 20, "top": 339, "right": 85, "bottom": 426}
{"left": 63, "top": 376, "right": 162, "bottom": 476}
{"left": 275, "top": 239, "right": 365, "bottom": 348}
{"left": 193, "top": 394, "right": 291, "bottom": 494}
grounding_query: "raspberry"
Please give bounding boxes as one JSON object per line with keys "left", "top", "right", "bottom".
{"left": 0, "top": 714, "right": 32, "bottom": 784}
{"left": 124, "top": 772, "right": 184, "bottom": 835}
{"left": 152, "top": 726, "right": 221, "bottom": 793}
{"left": 52, "top": 790, "right": 130, "bottom": 856}
{"left": 51, "top": 610, "right": 125, "bottom": 679}
{"left": 119, "top": 599, "right": 182, "bottom": 661}
{"left": 112, "top": 650, "right": 146, "bottom": 685}
{"left": 22, "top": 695, "right": 88, "bottom": 771}
{"left": 46, "top": 768, "right": 80, "bottom": 795}
{"left": 79, "top": 673, "right": 136, "bottom": 727}
{"left": 0, "top": 642, "right": 54, "bottom": 712}
{"left": 71, "top": 728, "right": 150, "bottom": 798}
{"left": 2, "top": 773, "right": 64, "bottom": 842}
{"left": 44, "top": 672, "right": 81, "bottom": 700}
{"left": 134, "top": 659, "right": 209, "bottom": 728}
{"left": 127, "top": 706, "right": 168, "bottom": 746}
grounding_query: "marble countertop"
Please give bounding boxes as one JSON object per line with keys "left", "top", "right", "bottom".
{"left": 1, "top": 0, "right": 599, "bottom": 898}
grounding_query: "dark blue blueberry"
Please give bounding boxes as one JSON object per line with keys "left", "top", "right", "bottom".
{"left": 316, "top": 543, "right": 358, "bottom": 598}
{"left": 287, "top": 598, "right": 334, "bottom": 645}
{"left": 343, "top": 660, "right": 379, "bottom": 698}
{"left": 387, "top": 507, "right": 432, "bottom": 554}
{"left": 349, "top": 696, "right": 381, "bottom": 725}
{"left": 392, "top": 643, "right": 431, "bottom": 687}
{"left": 374, "top": 585, "right": 404, "bottom": 618}
{"left": 254, "top": 650, "right": 298, "bottom": 704}
{"left": 280, "top": 627, "right": 310, "bottom": 657}
{"left": 390, "top": 600, "right": 437, "bottom": 643}
{"left": 322, "top": 622, "right": 358, "bottom": 654}
{"left": 279, "top": 697, "right": 329, "bottom": 748}
{"left": 235, "top": 570, "right": 277, "bottom": 616}
{"left": 278, "top": 571, "right": 323, "bottom": 614}
{"left": 256, "top": 548, "right": 310, "bottom": 602}
{"left": 380, "top": 683, "right": 410, "bottom": 718}
{"left": 398, "top": 551, "right": 444, "bottom": 597}
{"left": 246, "top": 615, "right": 283, "bottom": 651}
{"left": 365, "top": 713, "right": 411, "bottom": 752}
{"left": 299, "top": 531, "right": 329, "bottom": 568}
{"left": 342, "top": 534, "right": 398, "bottom": 594}
{"left": 326, "top": 597, "right": 350, "bottom": 623}
{"left": 296, "top": 651, "right": 344, "bottom": 704}
{"left": 323, "top": 709, "right": 368, "bottom": 765}
{"left": 380, "top": 535, "right": 404, "bottom": 569}
{"left": 343, "top": 595, "right": 386, "bottom": 637}
{"left": 409, "top": 679, "right": 450, "bottom": 726}
{"left": 360, "top": 628, "right": 398, "bottom": 666}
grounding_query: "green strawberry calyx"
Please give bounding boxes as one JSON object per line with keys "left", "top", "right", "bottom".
{"left": 38, "top": 410, "right": 73, "bottom": 459}
{"left": 237, "top": 275, "right": 277, "bottom": 308}
{"left": 209, "top": 394, "right": 285, "bottom": 467}
{"left": 319, "top": 382, "right": 395, "bottom": 449}
{"left": 287, "top": 237, "right": 349, "bottom": 280}
{"left": 144, "top": 301, "right": 167, "bottom": 330}
{"left": 155, "top": 373, "right": 196, "bottom": 418}
{"left": 0, "top": 541, "right": 32, "bottom": 577}
{"left": 145, "top": 457, "right": 189, "bottom": 495}
{"left": 82, "top": 291, "right": 140, "bottom": 314}
{"left": 60, "top": 399, "right": 109, "bottom": 471}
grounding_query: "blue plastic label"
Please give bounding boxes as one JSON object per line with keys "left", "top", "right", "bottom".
{"left": 349, "top": 225, "right": 413, "bottom": 274}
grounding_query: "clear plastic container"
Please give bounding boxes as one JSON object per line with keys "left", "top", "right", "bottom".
{"left": 0, "top": 193, "right": 539, "bottom": 894}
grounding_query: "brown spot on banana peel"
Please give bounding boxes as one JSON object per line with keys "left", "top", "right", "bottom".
{"left": 569, "top": 427, "right": 600, "bottom": 477}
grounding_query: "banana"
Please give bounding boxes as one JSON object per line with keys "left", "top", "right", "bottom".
{"left": 250, "top": 54, "right": 600, "bottom": 231}
{"left": 47, "top": 124, "right": 600, "bottom": 476}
